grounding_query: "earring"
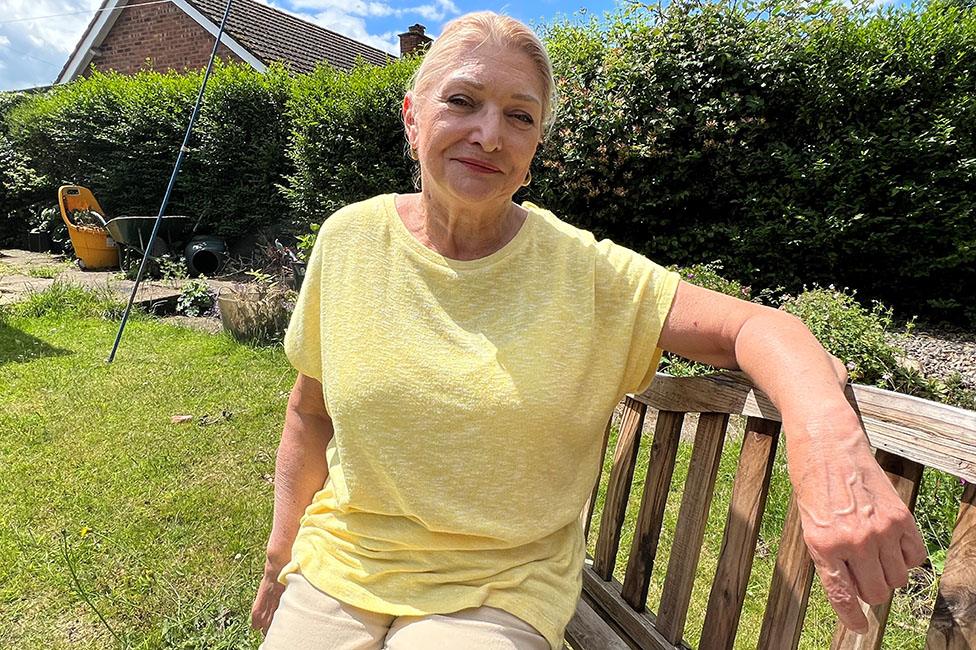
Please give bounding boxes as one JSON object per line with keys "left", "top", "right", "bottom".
{"left": 521, "top": 170, "right": 532, "bottom": 187}
{"left": 409, "top": 147, "right": 419, "bottom": 161}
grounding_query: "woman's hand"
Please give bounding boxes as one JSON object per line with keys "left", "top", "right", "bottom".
{"left": 659, "top": 280, "right": 928, "bottom": 633}
{"left": 250, "top": 564, "right": 287, "bottom": 635}
{"left": 787, "top": 409, "right": 928, "bottom": 633}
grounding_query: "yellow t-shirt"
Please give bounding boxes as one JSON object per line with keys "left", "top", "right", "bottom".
{"left": 280, "top": 194, "right": 679, "bottom": 649}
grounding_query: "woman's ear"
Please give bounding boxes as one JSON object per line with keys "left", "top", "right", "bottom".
{"left": 403, "top": 92, "right": 419, "bottom": 149}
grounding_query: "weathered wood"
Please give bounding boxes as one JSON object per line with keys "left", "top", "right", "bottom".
{"left": 701, "top": 417, "right": 781, "bottom": 650}
{"left": 594, "top": 397, "right": 648, "bottom": 580}
{"left": 582, "top": 562, "right": 691, "bottom": 650}
{"left": 621, "top": 411, "right": 684, "bottom": 611}
{"left": 565, "top": 595, "right": 632, "bottom": 650}
{"left": 829, "top": 450, "right": 925, "bottom": 649}
{"left": 758, "top": 494, "right": 816, "bottom": 650}
{"left": 584, "top": 415, "right": 615, "bottom": 543}
{"left": 927, "top": 482, "right": 976, "bottom": 649}
{"left": 656, "top": 413, "right": 730, "bottom": 644}
{"left": 634, "top": 373, "right": 976, "bottom": 483}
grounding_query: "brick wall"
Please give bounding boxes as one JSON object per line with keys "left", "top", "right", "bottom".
{"left": 83, "top": 0, "right": 244, "bottom": 77}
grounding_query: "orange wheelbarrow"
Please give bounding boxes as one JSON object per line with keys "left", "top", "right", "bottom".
{"left": 58, "top": 185, "right": 119, "bottom": 270}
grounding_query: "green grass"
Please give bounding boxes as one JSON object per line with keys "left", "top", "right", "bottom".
{"left": 0, "top": 282, "right": 962, "bottom": 648}
{"left": 1, "top": 291, "right": 291, "bottom": 648}
{"left": 585, "top": 414, "right": 957, "bottom": 649}
{"left": 27, "top": 264, "right": 68, "bottom": 279}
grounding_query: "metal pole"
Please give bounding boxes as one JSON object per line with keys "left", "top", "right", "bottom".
{"left": 107, "top": 0, "right": 235, "bottom": 363}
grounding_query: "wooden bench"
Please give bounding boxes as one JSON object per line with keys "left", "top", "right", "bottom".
{"left": 566, "top": 371, "right": 976, "bottom": 650}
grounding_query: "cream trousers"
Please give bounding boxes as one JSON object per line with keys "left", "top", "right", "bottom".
{"left": 260, "top": 573, "right": 552, "bottom": 650}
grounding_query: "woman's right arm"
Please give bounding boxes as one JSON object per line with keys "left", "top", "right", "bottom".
{"left": 251, "top": 372, "right": 334, "bottom": 634}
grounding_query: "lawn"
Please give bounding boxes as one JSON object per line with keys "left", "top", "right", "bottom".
{"left": 1, "top": 288, "right": 289, "bottom": 648}
{"left": 0, "top": 284, "right": 957, "bottom": 648}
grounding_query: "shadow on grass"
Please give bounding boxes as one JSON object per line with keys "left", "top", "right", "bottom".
{"left": 0, "top": 320, "right": 72, "bottom": 366}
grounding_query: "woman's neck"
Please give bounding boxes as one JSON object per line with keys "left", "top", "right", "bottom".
{"left": 396, "top": 192, "right": 525, "bottom": 261}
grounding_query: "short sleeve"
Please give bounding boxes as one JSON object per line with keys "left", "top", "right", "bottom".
{"left": 283, "top": 227, "right": 326, "bottom": 382}
{"left": 594, "top": 240, "right": 680, "bottom": 398}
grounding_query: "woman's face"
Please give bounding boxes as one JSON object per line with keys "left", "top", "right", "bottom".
{"left": 404, "top": 43, "right": 544, "bottom": 207}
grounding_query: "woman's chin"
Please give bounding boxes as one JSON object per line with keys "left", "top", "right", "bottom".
{"left": 441, "top": 177, "right": 516, "bottom": 205}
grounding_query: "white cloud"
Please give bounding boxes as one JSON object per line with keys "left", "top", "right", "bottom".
{"left": 288, "top": 0, "right": 393, "bottom": 16}
{"left": 269, "top": 0, "right": 459, "bottom": 53}
{"left": 412, "top": 0, "right": 459, "bottom": 22}
{"left": 0, "top": 0, "right": 102, "bottom": 89}
{"left": 304, "top": 8, "right": 400, "bottom": 53}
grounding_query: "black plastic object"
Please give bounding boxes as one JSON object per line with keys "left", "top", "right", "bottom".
{"left": 184, "top": 236, "right": 227, "bottom": 276}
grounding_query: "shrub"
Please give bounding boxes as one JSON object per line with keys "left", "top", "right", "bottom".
{"left": 285, "top": 57, "right": 420, "bottom": 229}
{"left": 534, "top": 0, "right": 976, "bottom": 327}
{"left": 176, "top": 278, "right": 216, "bottom": 317}
{"left": 4, "top": 62, "right": 293, "bottom": 242}
{"left": 779, "top": 287, "right": 901, "bottom": 385}
{"left": 218, "top": 272, "right": 295, "bottom": 345}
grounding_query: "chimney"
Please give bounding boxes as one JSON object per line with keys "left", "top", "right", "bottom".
{"left": 399, "top": 24, "right": 432, "bottom": 57}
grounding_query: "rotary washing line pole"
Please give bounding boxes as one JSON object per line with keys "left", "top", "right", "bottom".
{"left": 107, "top": 0, "right": 235, "bottom": 363}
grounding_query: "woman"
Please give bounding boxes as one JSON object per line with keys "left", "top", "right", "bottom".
{"left": 252, "top": 12, "right": 926, "bottom": 649}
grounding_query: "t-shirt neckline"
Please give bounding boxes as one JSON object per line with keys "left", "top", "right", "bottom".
{"left": 385, "top": 194, "right": 537, "bottom": 271}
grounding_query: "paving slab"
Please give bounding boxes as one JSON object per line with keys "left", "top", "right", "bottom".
{"left": 0, "top": 249, "right": 237, "bottom": 309}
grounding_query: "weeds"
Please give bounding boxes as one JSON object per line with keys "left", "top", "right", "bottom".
{"left": 10, "top": 280, "right": 134, "bottom": 321}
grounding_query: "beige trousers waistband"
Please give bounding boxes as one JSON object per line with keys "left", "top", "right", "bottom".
{"left": 260, "top": 572, "right": 552, "bottom": 650}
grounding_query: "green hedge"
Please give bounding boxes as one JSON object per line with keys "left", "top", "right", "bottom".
{"left": 285, "top": 58, "right": 419, "bottom": 225}
{"left": 2, "top": 63, "right": 293, "bottom": 241}
{"left": 2, "top": 0, "right": 974, "bottom": 325}
{"left": 533, "top": 0, "right": 976, "bottom": 326}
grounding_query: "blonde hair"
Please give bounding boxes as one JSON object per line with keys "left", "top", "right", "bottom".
{"left": 407, "top": 11, "right": 558, "bottom": 136}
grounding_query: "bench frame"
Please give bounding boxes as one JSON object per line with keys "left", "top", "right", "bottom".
{"left": 566, "top": 372, "right": 976, "bottom": 650}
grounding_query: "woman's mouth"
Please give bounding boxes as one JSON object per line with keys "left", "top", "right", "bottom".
{"left": 454, "top": 158, "right": 502, "bottom": 173}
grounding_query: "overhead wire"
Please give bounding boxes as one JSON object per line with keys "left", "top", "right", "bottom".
{"left": 0, "top": 40, "right": 63, "bottom": 67}
{"left": 0, "top": 0, "right": 174, "bottom": 26}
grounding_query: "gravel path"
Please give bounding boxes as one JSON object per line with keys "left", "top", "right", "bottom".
{"left": 890, "top": 328, "right": 976, "bottom": 391}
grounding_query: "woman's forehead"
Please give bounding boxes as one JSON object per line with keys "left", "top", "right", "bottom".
{"left": 432, "top": 45, "right": 543, "bottom": 101}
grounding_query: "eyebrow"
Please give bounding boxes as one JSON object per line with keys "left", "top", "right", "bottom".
{"left": 449, "top": 77, "right": 542, "bottom": 106}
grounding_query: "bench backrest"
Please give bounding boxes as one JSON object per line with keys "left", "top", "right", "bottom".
{"left": 569, "top": 372, "right": 976, "bottom": 650}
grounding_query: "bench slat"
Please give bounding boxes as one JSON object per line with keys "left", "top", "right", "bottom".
{"left": 582, "top": 562, "right": 691, "bottom": 650}
{"left": 594, "top": 397, "right": 648, "bottom": 580}
{"left": 926, "top": 481, "right": 976, "bottom": 648}
{"left": 830, "top": 450, "right": 924, "bottom": 649}
{"left": 635, "top": 373, "right": 976, "bottom": 483}
{"left": 657, "top": 412, "right": 730, "bottom": 644}
{"left": 758, "top": 494, "right": 815, "bottom": 649}
{"left": 621, "top": 410, "right": 684, "bottom": 610}
{"left": 565, "top": 595, "right": 632, "bottom": 650}
{"left": 700, "top": 417, "right": 780, "bottom": 649}
{"left": 584, "top": 416, "right": 615, "bottom": 542}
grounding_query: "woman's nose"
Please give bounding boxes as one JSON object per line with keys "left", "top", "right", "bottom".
{"left": 469, "top": 109, "right": 504, "bottom": 152}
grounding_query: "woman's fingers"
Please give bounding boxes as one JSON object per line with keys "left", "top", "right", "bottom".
{"left": 813, "top": 526, "right": 927, "bottom": 634}
{"left": 901, "top": 528, "right": 929, "bottom": 568}
{"left": 847, "top": 550, "right": 891, "bottom": 605}
{"left": 879, "top": 539, "right": 910, "bottom": 589}
{"left": 814, "top": 557, "right": 869, "bottom": 633}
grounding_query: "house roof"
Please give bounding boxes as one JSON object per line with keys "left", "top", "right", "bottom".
{"left": 57, "top": 0, "right": 393, "bottom": 84}
{"left": 185, "top": 0, "right": 394, "bottom": 73}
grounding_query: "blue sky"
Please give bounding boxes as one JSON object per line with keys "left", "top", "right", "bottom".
{"left": 0, "top": 0, "right": 620, "bottom": 91}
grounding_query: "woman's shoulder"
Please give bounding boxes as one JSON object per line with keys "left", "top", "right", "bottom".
{"left": 316, "top": 194, "right": 393, "bottom": 239}
{"left": 521, "top": 201, "right": 644, "bottom": 262}
{"left": 521, "top": 200, "right": 599, "bottom": 249}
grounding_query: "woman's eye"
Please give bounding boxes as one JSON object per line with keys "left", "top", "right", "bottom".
{"left": 447, "top": 95, "right": 472, "bottom": 107}
{"left": 513, "top": 113, "right": 535, "bottom": 125}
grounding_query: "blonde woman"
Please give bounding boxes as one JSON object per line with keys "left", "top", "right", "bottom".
{"left": 251, "top": 12, "right": 926, "bottom": 649}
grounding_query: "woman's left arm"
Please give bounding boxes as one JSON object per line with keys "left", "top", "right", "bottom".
{"left": 658, "top": 280, "right": 928, "bottom": 634}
